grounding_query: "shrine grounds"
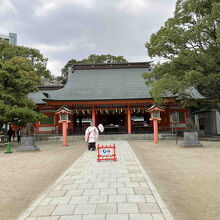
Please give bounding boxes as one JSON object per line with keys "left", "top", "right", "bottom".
{"left": 0, "top": 139, "right": 219, "bottom": 220}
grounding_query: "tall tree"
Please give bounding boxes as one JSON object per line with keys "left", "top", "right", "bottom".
{"left": 0, "top": 40, "right": 51, "bottom": 80}
{"left": 143, "top": 0, "right": 220, "bottom": 105}
{"left": 60, "top": 54, "right": 127, "bottom": 84}
{"left": 0, "top": 57, "right": 46, "bottom": 129}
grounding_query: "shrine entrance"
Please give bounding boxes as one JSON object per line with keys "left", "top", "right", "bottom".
{"left": 97, "top": 111, "right": 127, "bottom": 134}
{"left": 68, "top": 110, "right": 128, "bottom": 135}
{"left": 72, "top": 112, "right": 92, "bottom": 135}
{"left": 131, "top": 111, "right": 153, "bottom": 133}
{"left": 52, "top": 100, "right": 159, "bottom": 135}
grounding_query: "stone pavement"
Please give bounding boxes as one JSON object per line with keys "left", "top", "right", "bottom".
{"left": 18, "top": 140, "right": 174, "bottom": 220}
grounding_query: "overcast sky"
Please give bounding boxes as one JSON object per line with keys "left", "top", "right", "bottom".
{"left": 0, "top": 0, "right": 176, "bottom": 76}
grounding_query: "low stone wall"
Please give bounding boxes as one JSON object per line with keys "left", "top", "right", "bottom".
{"left": 35, "top": 134, "right": 57, "bottom": 141}
{"left": 35, "top": 133, "right": 176, "bottom": 142}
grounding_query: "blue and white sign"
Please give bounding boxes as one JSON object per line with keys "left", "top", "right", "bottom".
{"left": 101, "top": 148, "right": 113, "bottom": 156}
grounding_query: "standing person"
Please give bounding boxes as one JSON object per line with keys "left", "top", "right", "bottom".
{"left": 85, "top": 121, "right": 99, "bottom": 151}
{"left": 12, "top": 130, "right": 15, "bottom": 141}
{"left": 17, "top": 127, "right": 22, "bottom": 143}
{"left": 7, "top": 126, "right": 13, "bottom": 142}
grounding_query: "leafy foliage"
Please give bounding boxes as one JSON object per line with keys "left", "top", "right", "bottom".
{"left": 60, "top": 54, "right": 127, "bottom": 84}
{"left": 0, "top": 57, "right": 46, "bottom": 129}
{"left": 143, "top": 0, "right": 220, "bottom": 105}
{"left": 0, "top": 40, "right": 51, "bottom": 80}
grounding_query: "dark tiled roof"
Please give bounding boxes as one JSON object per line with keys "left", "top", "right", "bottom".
{"left": 45, "top": 67, "right": 152, "bottom": 101}
{"left": 28, "top": 62, "right": 204, "bottom": 104}
{"left": 28, "top": 86, "right": 64, "bottom": 104}
{"left": 28, "top": 90, "right": 48, "bottom": 104}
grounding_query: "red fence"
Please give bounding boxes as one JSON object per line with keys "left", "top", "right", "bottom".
{"left": 97, "top": 144, "right": 117, "bottom": 162}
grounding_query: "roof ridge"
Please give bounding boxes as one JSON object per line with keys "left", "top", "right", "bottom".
{"left": 72, "top": 62, "right": 153, "bottom": 70}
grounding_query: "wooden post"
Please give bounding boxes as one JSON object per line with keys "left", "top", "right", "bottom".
{"left": 92, "top": 108, "right": 96, "bottom": 126}
{"left": 62, "top": 121, "right": 67, "bottom": 146}
{"left": 113, "top": 143, "right": 116, "bottom": 161}
{"left": 97, "top": 144, "right": 100, "bottom": 162}
{"left": 175, "top": 123, "right": 178, "bottom": 144}
{"left": 127, "top": 107, "right": 131, "bottom": 134}
{"left": 153, "top": 119, "right": 158, "bottom": 144}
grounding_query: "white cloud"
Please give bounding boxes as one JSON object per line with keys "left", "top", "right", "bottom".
{"left": 0, "top": 0, "right": 15, "bottom": 18}
{"left": 116, "top": 0, "right": 148, "bottom": 13}
{"left": 34, "top": 0, "right": 94, "bottom": 17}
{"left": 32, "top": 42, "right": 76, "bottom": 54}
{"left": 34, "top": 2, "right": 57, "bottom": 17}
{"left": 1, "top": 0, "right": 177, "bottom": 76}
{"left": 47, "top": 59, "right": 63, "bottom": 76}
{"left": 0, "top": 0, "right": 16, "bottom": 33}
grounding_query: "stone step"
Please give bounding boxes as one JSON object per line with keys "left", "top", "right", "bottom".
{"left": 35, "top": 133, "right": 175, "bottom": 142}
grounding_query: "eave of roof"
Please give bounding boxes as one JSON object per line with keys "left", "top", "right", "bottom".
{"left": 72, "top": 61, "right": 153, "bottom": 70}
{"left": 28, "top": 62, "right": 204, "bottom": 105}
{"left": 44, "top": 98, "right": 156, "bottom": 102}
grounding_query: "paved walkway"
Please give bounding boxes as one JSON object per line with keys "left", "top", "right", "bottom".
{"left": 19, "top": 140, "right": 174, "bottom": 220}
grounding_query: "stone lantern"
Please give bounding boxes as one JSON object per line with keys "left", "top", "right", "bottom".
{"left": 147, "top": 104, "right": 164, "bottom": 143}
{"left": 55, "top": 106, "right": 73, "bottom": 146}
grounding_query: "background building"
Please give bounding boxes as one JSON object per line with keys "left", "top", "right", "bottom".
{"left": 28, "top": 62, "right": 203, "bottom": 135}
{"left": 194, "top": 109, "right": 220, "bottom": 135}
{"left": 0, "top": 32, "right": 17, "bottom": 45}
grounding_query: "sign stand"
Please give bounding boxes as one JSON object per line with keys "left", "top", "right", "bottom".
{"left": 97, "top": 144, "right": 117, "bottom": 162}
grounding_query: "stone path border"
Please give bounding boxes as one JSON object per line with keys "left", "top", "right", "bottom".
{"left": 18, "top": 140, "right": 174, "bottom": 220}
{"left": 128, "top": 142, "right": 174, "bottom": 220}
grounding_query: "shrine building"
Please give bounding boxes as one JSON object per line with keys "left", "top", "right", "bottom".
{"left": 29, "top": 62, "right": 203, "bottom": 135}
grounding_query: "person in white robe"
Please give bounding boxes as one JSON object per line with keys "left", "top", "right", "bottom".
{"left": 85, "top": 121, "right": 99, "bottom": 151}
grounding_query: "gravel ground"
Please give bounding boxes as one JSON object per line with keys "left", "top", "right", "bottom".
{"left": 1, "top": 139, "right": 219, "bottom": 220}
{"left": 129, "top": 140, "right": 220, "bottom": 220}
{"left": 0, "top": 140, "right": 86, "bottom": 220}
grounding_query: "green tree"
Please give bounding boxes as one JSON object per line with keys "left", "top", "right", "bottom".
{"left": 60, "top": 54, "right": 127, "bottom": 84}
{"left": 143, "top": 0, "right": 220, "bottom": 105}
{"left": 0, "top": 57, "right": 46, "bottom": 129}
{"left": 0, "top": 40, "right": 51, "bottom": 80}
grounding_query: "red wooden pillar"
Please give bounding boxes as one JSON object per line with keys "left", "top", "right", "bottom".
{"left": 62, "top": 121, "right": 68, "bottom": 146}
{"left": 153, "top": 119, "right": 158, "bottom": 143}
{"left": 127, "top": 107, "right": 131, "bottom": 134}
{"left": 124, "top": 112, "right": 128, "bottom": 129}
{"left": 92, "top": 108, "right": 96, "bottom": 126}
